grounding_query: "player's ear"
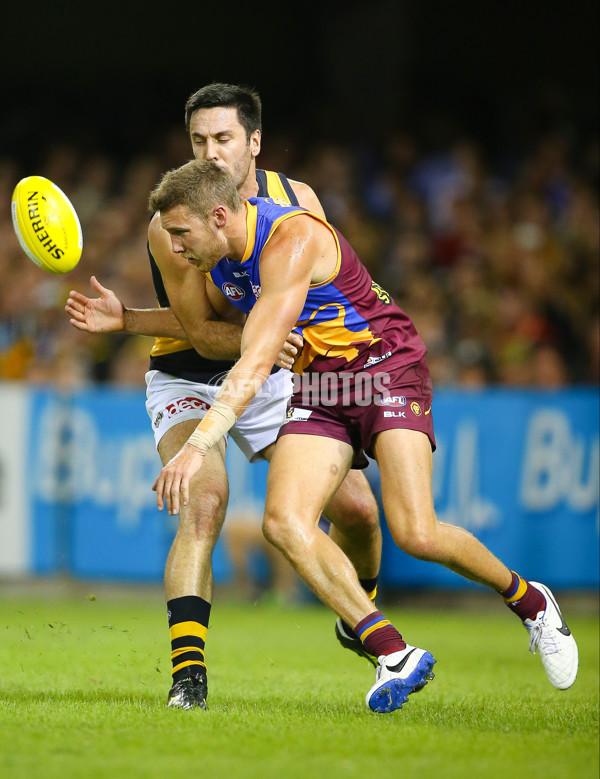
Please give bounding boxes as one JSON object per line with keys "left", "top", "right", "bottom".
{"left": 250, "top": 130, "right": 261, "bottom": 158}
{"left": 212, "top": 205, "right": 228, "bottom": 227}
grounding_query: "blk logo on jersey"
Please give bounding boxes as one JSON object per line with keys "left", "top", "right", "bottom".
{"left": 222, "top": 282, "right": 245, "bottom": 301}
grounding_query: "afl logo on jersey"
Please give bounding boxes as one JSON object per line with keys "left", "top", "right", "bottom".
{"left": 222, "top": 282, "right": 245, "bottom": 301}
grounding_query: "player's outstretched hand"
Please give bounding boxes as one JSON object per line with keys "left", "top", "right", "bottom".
{"left": 66, "top": 276, "right": 126, "bottom": 333}
{"left": 276, "top": 331, "right": 304, "bottom": 370}
{"left": 152, "top": 443, "right": 205, "bottom": 515}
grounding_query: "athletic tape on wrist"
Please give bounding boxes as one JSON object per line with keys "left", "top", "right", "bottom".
{"left": 187, "top": 400, "right": 238, "bottom": 453}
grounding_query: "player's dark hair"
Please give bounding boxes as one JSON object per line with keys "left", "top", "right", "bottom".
{"left": 184, "top": 83, "right": 262, "bottom": 139}
{"left": 148, "top": 160, "right": 243, "bottom": 219}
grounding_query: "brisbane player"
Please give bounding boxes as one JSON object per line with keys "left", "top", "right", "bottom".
{"left": 149, "top": 159, "right": 579, "bottom": 712}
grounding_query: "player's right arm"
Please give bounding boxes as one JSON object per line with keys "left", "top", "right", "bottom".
{"left": 66, "top": 276, "right": 187, "bottom": 337}
{"left": 67, "top": 217, "right": 246, "bottom": 359}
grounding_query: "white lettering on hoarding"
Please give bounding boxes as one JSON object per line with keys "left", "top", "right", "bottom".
{"left": 34, "top": 400, "right": 161, "bottom": 528}
{"left": 435, "top": 421, "right": 501, "bottom": 531}
{"left": 520, "top": 410, "right": 599, "bottom": 512}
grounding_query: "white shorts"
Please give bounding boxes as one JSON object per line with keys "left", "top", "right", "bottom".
{"left": 144, "top": 369, "right": 293, "bottom": 462}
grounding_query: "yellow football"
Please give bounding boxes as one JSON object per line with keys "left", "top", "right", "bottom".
{"left": 11, "top": 175, "right": 83, "bottom": 274}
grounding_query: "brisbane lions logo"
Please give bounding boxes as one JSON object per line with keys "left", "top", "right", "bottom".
{"left": 222, "top": 282, "right": 245, "bottom": 301}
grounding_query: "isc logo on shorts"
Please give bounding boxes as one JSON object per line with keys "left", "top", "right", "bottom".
{"left": 165, "top": 397, "right": 210, "bottom": 417}
{"left": 222, "top": 282, "right": 245, "bottom": 301}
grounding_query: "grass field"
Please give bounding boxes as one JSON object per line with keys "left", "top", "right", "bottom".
{"left": 0, "top": 587, "right": 597, "bottom": 779}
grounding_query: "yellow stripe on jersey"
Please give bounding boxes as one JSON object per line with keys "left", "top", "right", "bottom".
{"left": 169, "top": 620, "right": 208, "bottom": 642}
{"left": 264, "top": 171, "right": 290, "bottom": 202}
{"left": 243, "top": 202, "right": 343, "bottom": 294}
{"left": 150, "top": 336, "right": 193, "bottom": 357}
{"left": 242, "top": 203, "right": 328, "bottom": 263}
{"left": 241, "top": 202, "right": 259, "bottom": 262}
{"left": 365, "top": 586, "right": 378, "bottom": 601}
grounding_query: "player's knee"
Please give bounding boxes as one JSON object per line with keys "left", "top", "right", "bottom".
{"left": 262, "top": 509, "right": 288, "bottom": 549}
{"left": 327, "top": 484, "right": 380, "bottom": 536}
{"left": 262, "top": 508, "right": 307, "bottom": 558}
{"left": 390, "top": 519, "right": 440, "bottom": 561}
{"left": 342, "top": 490, "right": 380, "bottom": 533}
{"left": 178, "top": 486, "right": 227, "bottom": 543}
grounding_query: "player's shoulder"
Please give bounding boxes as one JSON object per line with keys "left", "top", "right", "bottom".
{"left": 287, "top": 179, "right": 325, "bottom": 219}
{"left": 263, "top": 205, "right": 322, "bottom": 251}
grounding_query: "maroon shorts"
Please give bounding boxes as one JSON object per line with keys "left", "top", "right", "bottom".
{"left": 277, "top": 356, "right": 436, "bottom": 469}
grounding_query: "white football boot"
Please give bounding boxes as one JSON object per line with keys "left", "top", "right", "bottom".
{"left": 524, "top": 582, "right": 578, "bottom": 690}
{"left": 366, "top": 645, "right": 436, "bottom": 713}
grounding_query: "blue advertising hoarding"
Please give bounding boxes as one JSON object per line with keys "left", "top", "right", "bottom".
{"left": 25, "top": 386, "right": 599, "bottom": 589}
{"left": 368, "top": 389, "right": 599, "bottom": 590}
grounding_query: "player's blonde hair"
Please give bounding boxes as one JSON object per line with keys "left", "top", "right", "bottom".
{"left": 148, "top": 160, "right": 243, "bottom": 219}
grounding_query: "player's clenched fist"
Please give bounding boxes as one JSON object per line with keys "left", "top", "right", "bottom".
{"left": 153, "top": 444, "right": 206, "bottom": 515}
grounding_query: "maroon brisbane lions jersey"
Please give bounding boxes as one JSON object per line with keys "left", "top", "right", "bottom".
{"left": 209, "top": 197, "right": 435, "bottom": 463}
{"left": 209, "top": 197, "right": 427, "bottom": 378}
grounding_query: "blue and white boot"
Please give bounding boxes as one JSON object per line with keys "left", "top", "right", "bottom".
{"left": 366, "top": 645, "right": 436, "bottom": 713}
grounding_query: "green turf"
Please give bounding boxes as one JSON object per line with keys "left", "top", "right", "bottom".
{"left": 0, "top": 591, "right": 597, "bottom": 779}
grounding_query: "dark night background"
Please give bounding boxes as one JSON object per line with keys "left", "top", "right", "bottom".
{"left": 1, "top": 0, "right": 598, "bottom": 167}
{"left": 1, "top": 0, "right": 598, "bottom": 388}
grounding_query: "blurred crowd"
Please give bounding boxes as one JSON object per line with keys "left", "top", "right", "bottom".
{"left": 0, "top": 126, "right": 598, "bottom": 389}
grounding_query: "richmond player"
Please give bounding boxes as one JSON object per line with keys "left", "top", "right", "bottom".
{"left": 67, "top": 84, "right": 384, "bottom": 710}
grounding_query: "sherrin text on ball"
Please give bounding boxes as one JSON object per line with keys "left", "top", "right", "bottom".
{"left": 11, "top": 175, "right": 83, "bottom": 273}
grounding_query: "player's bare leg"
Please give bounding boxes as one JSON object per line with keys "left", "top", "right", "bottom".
{"left": 261, "top": 440, "right": 382, "bottom": 659}
{"left": 324, "top": 468, "right": 381, "bottom": 582}
{"left": 373, "top": 428, "right": 513, "bottom": 590}
{"left": 322, "top": 468, "right": 382, "bottom": 665}
{"left": 373, "top": 427, "right": 578, "bottom": 689}
{"left": 263, "top": 432, "right": 436, "bottom": 711}
{"left": 263, "top": 434, "right": 379, "bottom": 625}
{"left": 261, "top": 442, "right": 381, "bottom": 587}
{"left": 159, "top": 419, "right": 228, "bottom": 710}
{"left": 160, "top": 420, "right": 229, "bottom": 602}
